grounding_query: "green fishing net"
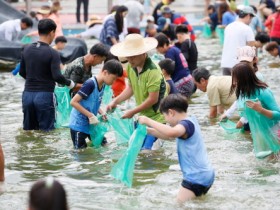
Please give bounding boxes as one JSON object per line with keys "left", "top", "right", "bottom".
{"left": 202, "top": 23, "right": 212, "bottom": 38}
{"left": 244, "top": 100, "right": 280, "bottom": 158}
{"left": 89, "top": 116, "right": 110, "bottom": 148}
{"left": 107, "top": 108, "right": 134, "bottom": 145}
{"left": 219, "top": 119, "right": 242, "bottom": 134}
{"left": 54, "top": 86, "right": 72, "bottom": 128}
{"left": 110, "top": 124, "right": 147, "bottom": 187}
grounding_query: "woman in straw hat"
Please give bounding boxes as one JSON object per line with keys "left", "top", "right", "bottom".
{"left": 108, "top": 33, "right": 167, "bottom": 151}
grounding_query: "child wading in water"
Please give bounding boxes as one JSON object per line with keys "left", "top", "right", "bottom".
{"left": 69, "top": 60, "right": 123, "bottom": 149}
{"left": 139, "top": 94, "right": 215, "bottom": 203}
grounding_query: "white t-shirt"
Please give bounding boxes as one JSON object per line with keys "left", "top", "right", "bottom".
{"left": 124, "top": 0, "right": 144, "bottom": 28}
{"left": 0, "top": 19, "right": 21, "bottom": 41}
{"left": 221, "top": 21, "right": 255, "bottom": 68}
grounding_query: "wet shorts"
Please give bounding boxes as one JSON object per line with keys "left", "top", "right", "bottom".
{"left": 70, "top": 129, "right": 91, "bottom": 149}
{"left": 181, "top": 180, "right": 212, "bottom": 197}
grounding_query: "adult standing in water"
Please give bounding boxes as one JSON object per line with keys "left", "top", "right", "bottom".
{"left": 108, "top": 34, "right": 166, "bottom": 151}
{"left": 0, "top": 144, "right": 4, "bottom": 182}
{"left": 220, "top": 5, "right": 256, "bottom": 75}
{"left": 19, "top": 19, "right": 75, "bottom": 131}
{"left": 76, "top": 0, "right": 89, "bottom": 23}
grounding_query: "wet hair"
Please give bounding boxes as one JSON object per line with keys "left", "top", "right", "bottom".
{"left": 159, "top": 93, "right": 188, "bottom": 113}
{"left": 89, "top": 43, "right": 109, "bottom": 57}
{"left": 192, "top": 67, "right": 211, "bottom": 83}
{"left": 255, "top": 32, "right": 270, "bottom": 44}
{"left": 229, "top": 62, "right": 268, "bottom": 99}
{"left": 102, "top": 59, "right": 123, "bottom": 77}
{"left": 158, "top": 58, "right": 175, "bottom": 75}
{"left": 38, "top": 18, "right": 57, "bottom": 35}
{"left": 175, "top": 24, "right": 188, "bottom": 34}
{"left": 29, "top": 178, "right": 68, "bottom": 210}
{"left": 54, "top": 36, "right": 67, "bottom": 44}
{"left": 155, "top": 33, "right": 170, "bottom": 47}
{"left": 21, "top": 17, "right": 33, "bottom": 27}
{"left": 265, "top": 41, "right": 279, "bottom": 52}
{"left": 115, "top": 5, "right": 128, "bottom": 33}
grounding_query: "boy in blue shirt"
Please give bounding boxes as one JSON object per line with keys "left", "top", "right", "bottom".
{"left": 69, "top": 59, "right": 123, "bottom": 149}
{"left": 138, "top": 94, "right": 215, "bottom": 203}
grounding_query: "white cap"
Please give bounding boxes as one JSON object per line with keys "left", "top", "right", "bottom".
{"left": 146, "top": 15, "right": 155, "bottom": 22}
{"left": 237, "top": 46, "right": 256, "bottom": 62}
{"left": 237, "top": 5, "right": 256, "bottom": 16}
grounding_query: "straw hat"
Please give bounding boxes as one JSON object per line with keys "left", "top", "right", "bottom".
{"left": 38, "top": 5, "right": 51, "bottom": 15}
{"left": 237, "top": 46, "right": 256, "bottom": 62}
{"left": 110, "top": 34, "right": 158, "bottom": 57}
{"left": 86, "top": 15, "right": 103, "bottom": 26}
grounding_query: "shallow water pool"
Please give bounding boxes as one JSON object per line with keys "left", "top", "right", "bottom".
{"left": 0, "top": 37, "right": 280, "bottom": 210}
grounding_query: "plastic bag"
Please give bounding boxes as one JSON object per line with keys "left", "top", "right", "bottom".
{"left": 89, "top": 116, "right": 110, "bottom": 148}
{"left": 110, "top": 124, "right": 147, "bottom": 187}
{"left": 107, "top": 108, "right": 134, "bottom": 145}
{"left": 21, "top": 36, "right": 32, "bottom": 44}
{"left": 54, "top": 86, "right": 72, "bottom": 128}
{"left": 244, "top": 99, "right": 280, "bottom": 158}
{"left": 219, "top": 119, "right": 241, "bottom": 134}
{"left": 101, "top": 85, "right": 113, "bottom": 106}
{"left": 202, "top": 23, "right": 212, "bottom": 39}
{"left": 215, "top": 27, "right": 224, "bottom": 46}
{"left": 243, "top": 0, "right": 249, "bottom": 6}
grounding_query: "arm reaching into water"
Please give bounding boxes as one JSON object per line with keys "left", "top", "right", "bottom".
{"left": 138, "top": 116, "right": 186, "bottom": 139}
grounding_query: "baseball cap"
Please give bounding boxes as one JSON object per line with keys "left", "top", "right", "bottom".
{"left": 161, "top": 6, "right": 173, "bottom": 14}
{"left": 157, "top": 17, "right": 167, "bottom": 31}
{"left": 237, "top": 5, "right": 256, "bottom": 16}
{"left": 237, "top": 46, "right": 256, "bottom": 62}
{"left": 146, "top": 15, "right": 155, "bottom": 22}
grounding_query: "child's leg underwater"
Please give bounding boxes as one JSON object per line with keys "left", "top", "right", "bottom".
{"left": 176, "top": 186, "right": 196, "bottom": 203}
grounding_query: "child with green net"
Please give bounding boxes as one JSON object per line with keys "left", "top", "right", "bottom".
{"left": 229, "top": 62, "right": 280, "bottom": 158}
{"left": 139, "top": 94, "right": 214, "bottom": 203}
{"left": 69, "top": 60, "right": 123, "bottom": 149}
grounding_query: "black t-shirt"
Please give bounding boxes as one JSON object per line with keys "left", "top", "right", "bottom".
{"left": 19, "top": 41, "right": 71, "bottom": 92}
{"left": 175, "top": 39, "right": 198, "bottom": 72}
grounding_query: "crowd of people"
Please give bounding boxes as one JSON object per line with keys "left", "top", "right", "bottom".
{"left": 0, "top": 0, "right": 280, "bottom": 208}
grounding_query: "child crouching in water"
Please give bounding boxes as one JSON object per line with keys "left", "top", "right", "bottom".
{"left": 69, "top": 60, "right": 123, "bottom": 149}
{"left": 138, "top": 94, "right": 215, "bottom": 203}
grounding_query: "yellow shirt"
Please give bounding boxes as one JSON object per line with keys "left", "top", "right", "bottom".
{"left": 206, "top": 75, "right": 236, "bottom": 108}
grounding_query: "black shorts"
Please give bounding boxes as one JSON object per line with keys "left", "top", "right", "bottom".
{"left": 181, "top": 180, "right": 212, "bottom": 197}
{"left": 70, "top": 129, "right": 91, "bottom": 149}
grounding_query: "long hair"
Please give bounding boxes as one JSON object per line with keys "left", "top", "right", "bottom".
{"left": 115, "top": 6, "right": 128, "bottom": 33}
{"left": 218, "top": 3, "right": 233, "bottom": 23}
{"left": 229, "top": 62, "right": 268, "bottom": 99}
